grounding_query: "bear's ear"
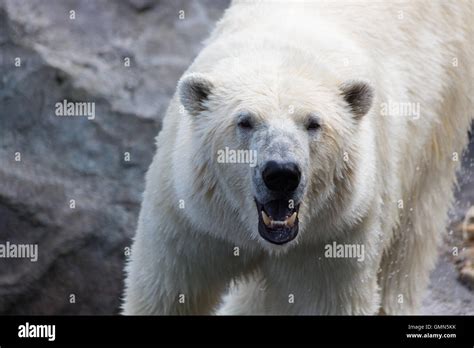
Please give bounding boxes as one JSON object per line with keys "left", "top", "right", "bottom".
{"left": 178, "top": 73, "right": 214, "bottom": 117}
{"left": 339, "top": 80, "right": 374, "bottom": 120}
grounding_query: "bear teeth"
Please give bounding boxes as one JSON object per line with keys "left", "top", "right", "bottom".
{"left": 287, "top": 212, "right": 297, "bottom": 228}
{"left": 262, "top": 210, "right": 272, "bottom": 226}
{"left": 261, "top": 211, "right": 298, "bottom": 228}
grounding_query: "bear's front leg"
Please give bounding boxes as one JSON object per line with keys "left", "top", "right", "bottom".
{"left": 122, "top": 206, "right": 256, "bottom": 315}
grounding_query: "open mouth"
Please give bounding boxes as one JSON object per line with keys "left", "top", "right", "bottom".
{"left": 255, "top": 198, "right": 300, "bottom": 245}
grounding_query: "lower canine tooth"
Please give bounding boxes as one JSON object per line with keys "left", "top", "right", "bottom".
{"left": 262, "top": 211, "right": 272, "bottom": 226}
{"left": 286, "top": 212, "right": 297, "bottom": 227}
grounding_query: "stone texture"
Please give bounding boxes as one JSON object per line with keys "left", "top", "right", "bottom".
{"left": 0, "top": 0, "right": 229, "bottom": 314}
{"left": 0, "top": 0, "right": 471, "bottom": 315}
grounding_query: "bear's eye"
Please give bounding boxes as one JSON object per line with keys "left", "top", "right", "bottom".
{"left": 237, "top": 113, "right": 253, "bottom": 130}
{"left": 306, "top": 118, "right": 320, "bottom": 131}
{"left": 238, "top": 119, "right": 252, "bottom": 129}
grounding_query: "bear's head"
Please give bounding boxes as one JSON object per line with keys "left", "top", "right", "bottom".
{"left": 177, "top": 57, "right": 373, "bottom": 248}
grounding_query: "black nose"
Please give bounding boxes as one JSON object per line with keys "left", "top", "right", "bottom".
{"left": 262, "top": 161, "right": 301, "bottom": 192}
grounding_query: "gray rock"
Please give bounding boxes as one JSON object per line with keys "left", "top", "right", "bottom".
{"left": 0, "top": 0, "right": 229, "bottom": 314}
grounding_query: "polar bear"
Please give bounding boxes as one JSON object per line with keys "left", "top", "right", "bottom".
{"left": 123, "top": 0, "right": 473, "bottom": 315}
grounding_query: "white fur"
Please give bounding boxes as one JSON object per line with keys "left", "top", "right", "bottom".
{"left": 123, "top": 0, "right": 473, "bottom": 315}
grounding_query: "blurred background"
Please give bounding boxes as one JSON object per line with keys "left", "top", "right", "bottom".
{"left": 0, "top": 0, "right": 472, "bottom": 315}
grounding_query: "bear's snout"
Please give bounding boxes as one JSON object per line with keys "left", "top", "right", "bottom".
{"left": 262, "top": 160, "right": 301, "bottom": 193}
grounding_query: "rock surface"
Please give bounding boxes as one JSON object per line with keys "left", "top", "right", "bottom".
{"left": 0, "top": 0, "right": 472, "bottom": 314}
{"left": 0, "top": 0, "right": 229, "bottom": 314}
